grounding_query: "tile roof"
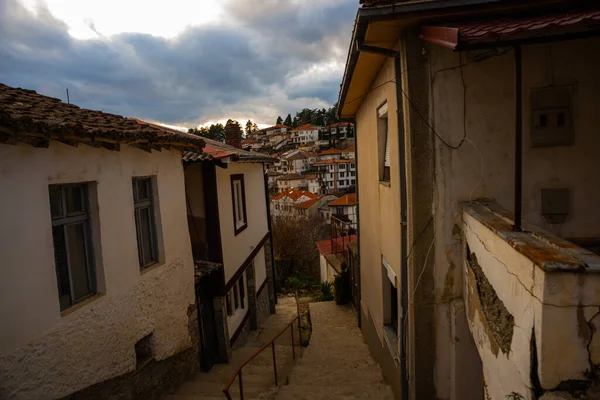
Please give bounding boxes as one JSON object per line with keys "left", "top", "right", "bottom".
{"left": 241, "top": 138, "right": 258, "bottom": 144}
{"left": 276, "top": 173, "right": 306, "bottom": 181}
{"left": 272, "top": 189, "right": 318, "bottom": 201}
{"left": 290, "top": 123, "right": 320, "bottom": 132}
{"left": 316, "top": 235, "right": 357, "bottom": 256}
{"left": 343, "top": 147, "right": 355, "bottom": 152}
{"left": 0, "top": 83, "right": 205, "bottom": 151}
{"left": 328, "top": 193, "right": 357, "bottom": 206}
{"left": 314, "top": 158, "right": 355, "bottom": 165}
{"left": 295, "top": 197, "right": 320, "bottom": 209}
{"left": 304, "top": 174, "right": 317, "bottom": 179}
{"left": 135, "top": 121, "right": 277, "bottom": 164}
{"left": 325, "top": 122, "right": 354, "bottom": 128}
{"left": 318, "top": 148, "right": 343, "bottom": 156}
{"left": 285, "top": 152, "right": 308, "bottom": 161}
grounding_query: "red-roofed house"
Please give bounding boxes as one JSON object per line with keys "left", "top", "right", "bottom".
{"left": 275, "top": 173, "right": 309, "bottom": 193}
{"left": 270, "top": 189, "right": 317, "bottom": 218}
{"left": 290, "top": 123, "right": 321, "bottom": 145}
{"left": 295, "top": 194, "right": 338, "bottom": 219}
{"left": 314, "top": 158, "right": 356, "bottom": 194}
{"left": 316, "top": 235, "right": 357, "bottom": 283}
{"left": 329, "top": 193, "right": 358, "bottom": 230}
{"left": 317, "top": 147, "right": 343, "bottom": 161}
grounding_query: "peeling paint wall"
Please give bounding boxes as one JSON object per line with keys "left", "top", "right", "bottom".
{"left": 0, "top": 142, "right": 196, "bottom": 399}
{"left": 430, "top": 36, "right": 600, "bottom": 400}
{"left": 463, "top": 207, "right": 600, "bottom": 400}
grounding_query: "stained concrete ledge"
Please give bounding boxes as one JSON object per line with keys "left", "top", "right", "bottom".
{"left": 461, "top": 200, "right": 600, "bottom": 273}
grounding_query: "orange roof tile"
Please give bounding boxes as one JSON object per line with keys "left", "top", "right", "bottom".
{"left": 343, "top": 147, "right": 355, "bottom": 152}
{"left": 272, "top": 189, "right": 318, "bottom": 201}
{"left": 316, "top": 235, "right": 357, "bottom": 256}
{"left": 313, "top": 158, "right": 355, "bottom": 165}
{"left": 318, "top": 148, "right": 343, "bottom": 156}
{"left": 328, "top": 193, "right": 357, "bottom": 206}
{"left": 290, "top": 123, "right": 320, "bottom": 132}
{"left": 295, "top": 197, "right": 320, "bottom": 209}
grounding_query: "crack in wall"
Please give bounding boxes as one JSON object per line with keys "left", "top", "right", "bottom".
{"left": 467, "top": 250, "right": 514, "bottom": 356}
{"left": 467, "top": 226, "right": 600, "bottom": 309}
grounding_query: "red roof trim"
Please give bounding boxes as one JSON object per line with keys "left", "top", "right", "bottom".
{"left": 421, "top": 9, "right": 600, "bottom": 49}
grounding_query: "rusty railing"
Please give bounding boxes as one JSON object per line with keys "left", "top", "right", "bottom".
{"left": 222, "top": 292, "right": 303, "bottom": 400}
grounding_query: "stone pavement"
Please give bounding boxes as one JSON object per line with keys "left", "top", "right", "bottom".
{"left": 163, "top": 296, "right": 300, "bottom": 400}
{"left": 274, "top": 301, "right": 395, "bottom": 400}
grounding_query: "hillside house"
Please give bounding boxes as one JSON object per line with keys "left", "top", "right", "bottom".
{"left": 328, "top": 193, "right": 357, "bottom": 231}
{"left": 316, "top": 147, "right": 343, "bottom": 162}
{"left": 290, "top": 123, "right": 321, "bottom": 145}
{"left": 282, "top": 149, "right": 310, "bottom": 174}
{"left": 276, "top": 173, "right": 308, "bottom": 193}
{"left": 306, "top": 173, "right": 322, "bottom": 194}
{"left": 270, "top": 189, "right": 318, "bottom": 218}
{"left": 182, "top": 133, "right": 277, "bottom": 366}
{"left": 295, "top": 194, "right": 339, "bottom": 220}
{"left": 316, "top": 235, "right": 357, "bottom": 283}
{"left": 0, "top": 84, "right": 206, "bottom": 399}
{"left": 314, "top": 159, "right": 356, "bottom": 194}
{"left": 342, "top": 147, "right": 356, "bottom": 159}
{"left": 338, "top": 1, "right": 600, "bottom": 399}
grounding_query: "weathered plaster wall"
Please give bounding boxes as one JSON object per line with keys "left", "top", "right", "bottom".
{"left": 463, "top": 206, "right": 600, "bottom": 399}
{"left": 216, "top": 162, "right": 269, "bottom": 284}
{"left": 354, "top": 50, "right": 403, "bottom": 398}
{"left": 430, "top": 36, "right": 600, "bottom": 400}
{"left": 0, "top": 142, "right": 196, "bottom": 399}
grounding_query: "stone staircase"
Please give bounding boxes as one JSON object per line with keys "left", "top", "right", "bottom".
{"left": 273, "top": 301, "right": 395, "bottom": 400}
{"left": 163, "top": 296, "right": 301, "bottom": 400}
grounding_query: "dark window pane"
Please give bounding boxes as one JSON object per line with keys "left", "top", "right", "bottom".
{"left": 226, "top": 293, "right": 233, "bottom": 316}
{"left": 239, "top": 276, "right": 245, "bottom": 309}
{"left": 52, "top": 226, "right": 71, "bottom": 310}
{"left": 65, "top": 186, "right": 84, "bottom": 214}
{"left": 66, "top": 223, "right": 91, "bottom": 301}
{"left": 557, "top": 112, "right": 566, "bottom": 127}
{"left": 540, "top": 114, "right": 548, "bottom": 127}
{"left": 49, "top": 186, "right": 63, "bottom": 218}
{"left": 137, "top": 206, "right": 156, "bottom": 267}
{"left": 233, "top": 285, "right": 239, "bottom": 309}
{"left": 135, "top": 178, "right": 151, "bottom": 202}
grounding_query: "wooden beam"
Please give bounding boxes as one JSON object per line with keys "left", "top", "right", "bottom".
{"left": 56, "top": 138, "right": 78, "bottom": 147}
{"left": 133, "top": 144, "right": 153, "bottom": 153}
{"left": 101, "top": 142, "right": 120, "bottom": 151}
{"left": 0, "top": 132, "right": 18, "bottom": 145}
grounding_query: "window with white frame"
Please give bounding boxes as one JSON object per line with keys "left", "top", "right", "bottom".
{"left": 231, "top": 174, "right": 247, "bottom": 235}
{"left": 378, "top": 103, "right": 390, "bottom": 182}
{"left": 49, "top": 183, "right": 97, "bottom": 311}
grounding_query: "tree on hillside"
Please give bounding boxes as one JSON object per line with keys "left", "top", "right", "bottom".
{"left": 292, "top": 116, "right": 299, "bottom": 128}
{"left": 271, "top": 214, "right": 330, "bottom": 284}
{"left": 245, "top": 120, "right": 254, "bottom": 135}
{"left": 283, "top": 114, "right": 292, "bottom": 126}
{"left": 189, "top": 123, "right": 225, "bottom": 143}
{"left": 252, "top": 123, "right": 259, "bottom": 132}
{"left": 276, "top": 116, "right": 283, "bottom": 125}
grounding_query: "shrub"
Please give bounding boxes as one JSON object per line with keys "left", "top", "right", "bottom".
{"left": 334, "top": 265, "right": 351, "bottom": 305}
{"left": 317, "top": 282, "right": 334, "bottom": 301}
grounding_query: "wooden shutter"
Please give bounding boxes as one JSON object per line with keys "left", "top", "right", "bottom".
{"left": 384, "top": 131, "right": 391, "bottom": 167}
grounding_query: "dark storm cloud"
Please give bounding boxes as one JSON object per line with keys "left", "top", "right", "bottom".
{"left": 0, "top": 0, "right": 355, "bottom": 125}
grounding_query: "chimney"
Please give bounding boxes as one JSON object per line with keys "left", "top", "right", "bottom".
{"left": 225, "top": 121, "right": 242, "bottom": 148}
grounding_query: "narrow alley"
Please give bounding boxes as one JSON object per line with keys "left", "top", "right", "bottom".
{"left": 275, "top": 302, "right": 394, "bottom": 400}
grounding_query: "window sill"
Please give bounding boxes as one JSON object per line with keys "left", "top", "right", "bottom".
{"left": 61, "top": 293, "right": 105, "bottom": 317}
{"left": 234, "top": 223, "right": 248, "bottom": 236}
{"left": 140, "top": 261, "right": 166, "bottom": 276}
{"left": 379, "top": 181, "right": 391, "bottom": 187}
{"left": 382, "top": 324, "right": 400, "bottom": 366}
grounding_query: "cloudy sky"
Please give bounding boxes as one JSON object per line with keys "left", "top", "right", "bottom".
{"left": 0, "top": 0, "right": 356, "bottom": 128}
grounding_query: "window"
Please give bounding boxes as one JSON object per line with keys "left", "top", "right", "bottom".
{"left": 239, "top": 274, "right": 245, "bottom": 309}
{"left": 340, "top": 172, "right": 346, "bottom": 178}
{"left": 339, "top": 164, "right": 346, "bottom": 170}
{"left": 378, "top": 103, "right": 390, "bottom": 182}
{"left": 133, "top": 178, "right": 159, "bottom": 269}
{"left": 351, "top": 163, "right": 355, "bottom": 169}
{"left": 230, "top": 175, "right": 248, "bottom": 235}
{"left": 382, "top": 258, "right": 398, "bottom": 334}
{"left": 49, "top": 183, "right": 96, "bottom": 311}
{"left": 226, "top": 292, "right": 233, "bottom": 316}
{"left": 351, "top": 179, "right": 356, "bottom": 185}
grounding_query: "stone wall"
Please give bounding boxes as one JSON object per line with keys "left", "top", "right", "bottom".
{"left": 231, "top": 314, "right": 252, "bottom": 350}
{"left": 62, "top": 306, "right": 199, "bottom": 400}
{"left": 256, "top": 283, "right": 271, "bottom": 327}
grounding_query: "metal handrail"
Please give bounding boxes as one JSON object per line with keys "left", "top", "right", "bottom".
{"left": 223, "top": 292, "right": 302, "bottom": 400}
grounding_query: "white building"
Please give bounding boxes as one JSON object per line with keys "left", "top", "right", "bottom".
{"left": 270, "top": 189, "right": 318, "bottom": 218}
{"left": 306, "top": 173, "right": 322, "bottom": 194}
{"left": 314, "top": 159, "right": 356, "bottom": 194}
{"left": 276, "top": 173, "right": 309, "bottom": 193}
{"left": 316, "top": 148, "right": 343, "bottom": 161}
{"left": 328, "top": 193, "right": 358, "bottom": 230}
{"left": 290, "top": 123, "right": 321, "bottom": 145}
{"left": 183, "top": 136, "right": 277, "bottom": 361}
{"left": 342, "top": 147, "right": 355, "bottom": 159}
{"left": 0, "top": 85, "right": 206, "bottom": 399}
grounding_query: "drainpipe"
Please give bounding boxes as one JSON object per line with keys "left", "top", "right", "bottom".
{"left": 356, "top": 41, "right": 409, "bottom": 400}
{"left": 262, "top": 163, "right": 278, "bottom": 309}
{"left": 513, "top": 45, "right": 523, "bottom": 232}
{"left": 394, "top": 53, "right": 410, "bottom": 400}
